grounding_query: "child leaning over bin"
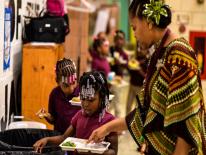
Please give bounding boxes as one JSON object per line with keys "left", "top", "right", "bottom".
{"left": 33, "top": 71, "right": 118, "bottom": 155}
{"left": 36, "top": 58, "right": 81, "bottom": 134}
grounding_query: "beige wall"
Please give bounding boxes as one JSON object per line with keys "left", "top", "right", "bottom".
{"left": 166, "top": 0, "right": 206, "bottom": 40}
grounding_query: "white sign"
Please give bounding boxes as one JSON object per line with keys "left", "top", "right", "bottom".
{"left": 93, "top": 9, "right": 110, "bottom": 37}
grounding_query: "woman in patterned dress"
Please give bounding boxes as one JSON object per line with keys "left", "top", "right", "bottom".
{"left": 88, "top": 0, "right": 206, "bottom": 154}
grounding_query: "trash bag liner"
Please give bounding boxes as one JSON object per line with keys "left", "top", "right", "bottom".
{"left": 0, "top": 128, "right": 65, "bottom": 154}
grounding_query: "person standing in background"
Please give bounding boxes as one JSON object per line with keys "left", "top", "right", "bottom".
{"left": 126, "top": 42, "right": 148, "bottom": 114}
{"left": 110, "top": 30, "right": 128, "bottom": 76}
{"left": 108, "top": 30, "right": 128, "bottom": 116}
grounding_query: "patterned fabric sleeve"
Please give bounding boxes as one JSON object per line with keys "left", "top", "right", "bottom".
{"left": 164, "top": 48, "right": 204, "bottom": 154}
{"left": 126, "top": 38, "right": 206, "bottom": 154}
{"left": 126, "top": 98, "right": 145, "bottom": 148}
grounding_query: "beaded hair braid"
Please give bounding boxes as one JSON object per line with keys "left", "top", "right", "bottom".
{"left": 79, "top": 71, "right": 109, "bottom": 112}
{"left": 55, "top": 58, "right": 77, "bottom": 85}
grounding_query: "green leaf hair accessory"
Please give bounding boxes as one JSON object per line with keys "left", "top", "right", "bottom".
{"left": 142, "top": 0, "right": 168, "bottom": 25}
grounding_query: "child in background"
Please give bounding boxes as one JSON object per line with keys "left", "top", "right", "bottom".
{"left": 88, "top": 32, "right": 108, "bottom": 65}
{"left": 91, "top": 37, "right": 124, "bottom": 116}
{"left": 34, "top": 71, "right": 118, "bottom": 155}
{"left": 126, "top": 43, "right": 148, "bottom": 114}
{"left": 108, "top": 30, "right": 128, "bottom": 116}
{"left": 37, "top": 58, "right": 81, "bottom": 134}
{"left": 109, "top": 30, "right": 128, "bottom": 76}
{"left": 91, "top": 38, "right": 111, "bottom": 76}
{"left": 96, "top": 31, "right": 107, "bottom": 40}
{"left": 89, "top": 32, "right": 108, "bottom": 54}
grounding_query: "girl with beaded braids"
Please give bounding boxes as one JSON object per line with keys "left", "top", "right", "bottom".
{"left": 79, "top": 71, "right": 110, "bottom": 117}
{"left": 88, "top": 0, "right": 206, "bottom": 154}
{"left": 36, "top": 58, "right": 81, "bottom": 134}
{"left": 34, "top": 71, "right": 118, "bottom": 155}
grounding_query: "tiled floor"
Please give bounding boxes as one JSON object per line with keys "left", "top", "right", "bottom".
{"left": 118, "top": 131, "right": 139, "bottom": 155}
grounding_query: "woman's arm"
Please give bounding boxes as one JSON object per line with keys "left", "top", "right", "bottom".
{"left": 105, "top": 117, "right": 127, "bottom": 134}
{"left": 172, "top": 137, "right": 191, "bottom": 155}
{"left": 88, "top": 118, "right": 127, "bottom": 143}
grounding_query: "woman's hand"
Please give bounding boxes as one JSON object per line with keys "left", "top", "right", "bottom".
{"left": 172, "top": 137, "right": 190, "bottom": 155}
{"left": 139, "top": 143, "right": 147, "bottom": 155}
{"left": 87, "top": 125, "right": 108, "bottom": 143}
{"left": 33, "top": 137, "right": 48, "bottom": 153}
{"left": 88, "top": 118, "right": 127, "bottom": 143}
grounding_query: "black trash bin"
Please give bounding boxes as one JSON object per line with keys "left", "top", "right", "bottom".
{"left": 0, "top": 128, "right": 66, "bottom": 155}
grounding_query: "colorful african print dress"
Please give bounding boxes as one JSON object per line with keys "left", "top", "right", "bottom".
{"left": 126, "top": 38, "right": 206, "bottom": 155}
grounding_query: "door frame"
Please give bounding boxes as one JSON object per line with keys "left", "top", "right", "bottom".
{"left": 190, "top": 31, "right": 206, "bottom": 79}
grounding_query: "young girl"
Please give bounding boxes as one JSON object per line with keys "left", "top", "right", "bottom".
{"left": 91, "top": 38, "right": 122, "bottom": 116}
{"left": 37, "top": 58, "right": 81, "bottom": 134}
{"left": 33, "top": 71, "right": 118, "bottom": 155}
{"left": 91, "top": 38, "right": 111, "bottom": 77}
